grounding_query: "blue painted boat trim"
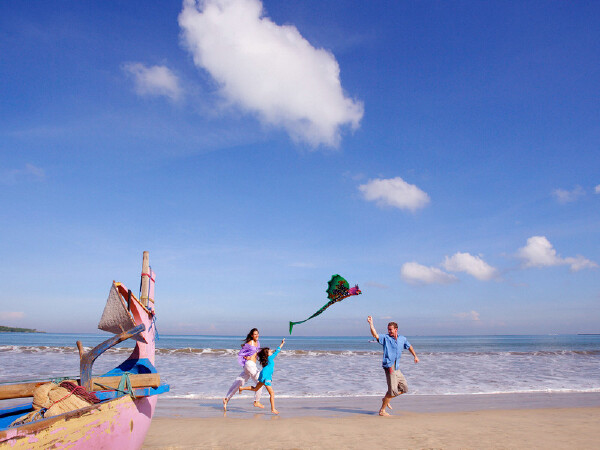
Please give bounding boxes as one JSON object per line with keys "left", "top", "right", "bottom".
{"left": 103, "top": 357, "right": 157, "bottom": 375}
{"left": 0, "top": 403, "right": 33, "bottom": 431}
{"left": 94, "top": 384, "right": 170, "bottom": 401}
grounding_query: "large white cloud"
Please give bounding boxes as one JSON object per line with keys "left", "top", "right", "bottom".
{"left": 443, "top": 252, "right": 498, "bottom": 281}
{"left": 517, "top": 236, "right": 598, "bottom": 272}
{"left": 359, "top": 177, "right": 430, "bottom": 212}
{"left": 400, "top": 262, "right": 457, "bottom": 285}
{"left": 124, "top": 63, "right": 182, "bottom": 101}
{"left": 178, "top": 0, "right": 363, "bottom": 147}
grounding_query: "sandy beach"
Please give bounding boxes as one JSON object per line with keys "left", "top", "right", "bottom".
{"left": 143, "top": 394, "right": 600, "bottom": 449}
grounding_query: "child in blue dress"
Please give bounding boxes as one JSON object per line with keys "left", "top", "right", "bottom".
{"left": 240, "top": 338, "right": 285, "bottom": 414}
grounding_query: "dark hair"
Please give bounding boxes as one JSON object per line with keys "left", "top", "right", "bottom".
{"left": 257, "top": 348, "right": 270, "bottom": 367}
{"left": 388, "top": 322, "right": 398, "bottom": 330}
{"left": 244, "top": 328, "right": 259, "bottom": 344}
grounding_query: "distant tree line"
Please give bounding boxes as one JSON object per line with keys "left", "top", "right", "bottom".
{"left": 0, "top": 325, "right": 43, "bottom": 333}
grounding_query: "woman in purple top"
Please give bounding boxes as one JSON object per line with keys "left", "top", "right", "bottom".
{"left": 223, "top": 328, "right": 264, "bottom": 411}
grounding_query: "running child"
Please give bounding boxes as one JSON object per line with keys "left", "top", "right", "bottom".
{"left": 239, "top": 338, "right": 285, "bottom": 414}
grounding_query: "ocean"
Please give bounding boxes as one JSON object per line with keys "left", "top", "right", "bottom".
{"left": 1, "top": 333, "right": 599, "bottom": 401}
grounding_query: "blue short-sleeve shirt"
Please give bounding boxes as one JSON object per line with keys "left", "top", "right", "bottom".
{"left": 378, "top": 334, "right": 411, "bottom": 370}
{"left": 258, "top": 346, "right": 281, "bottom": 385}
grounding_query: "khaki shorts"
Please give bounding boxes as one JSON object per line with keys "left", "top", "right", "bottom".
{"left": 384, "top": 367, "right": 408, "bottom": 396}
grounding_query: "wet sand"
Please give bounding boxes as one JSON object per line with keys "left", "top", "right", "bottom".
{"left": 144, "top": 393, "right": 600, "bottom": 449}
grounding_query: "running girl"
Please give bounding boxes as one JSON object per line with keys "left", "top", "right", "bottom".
{"left": 239, "top": 338, "right": 285, "bottom": 414}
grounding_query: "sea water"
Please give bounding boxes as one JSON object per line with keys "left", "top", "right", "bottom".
{"left": 1, "top": 334, "right": 599, "bottom": 400}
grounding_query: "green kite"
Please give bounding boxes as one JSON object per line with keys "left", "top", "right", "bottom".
{"left": 289, "top": 274, "right": 362, "bottom": 334}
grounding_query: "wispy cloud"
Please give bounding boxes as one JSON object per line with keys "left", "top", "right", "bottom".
{"left": 1, "top": 164, "right": 45, "bottom": 184}
{"left": 178, "top": 0, "right": 363, "bottom": 147}
{"left": 453, "top": 310, "right": 480, "bottom": 321}
{"left": 595, "top": 184, "right": 600, "bottom": 194}
{"left": 400, "top": 262, "right": 457, "bottom": 285}
{"left": 443, "top": 252, "right": 498, "bottom": 281}
{"left": 359, "top": 176, "right": 430, "bottom": 212}
{"left": 123, "top": 63, "right": 183, "bottom": 101}
{"left": 0, "top": 311, "right": 25, "bottom": 320}
{"left": 517, "top": 236, "right": 598, "bottom": 272}
{"left": 553, "top": 186, "right": 585, "bottom": 204}
{"left": 364, "top": 281, "right": 389, "bottom": 289}
{"left": 288, "top": 262, "right": 316, "bottom": 269}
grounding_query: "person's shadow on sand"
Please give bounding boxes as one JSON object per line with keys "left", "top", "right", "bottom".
{"left": 300, "top": 406, "right": 377, "bottom": 415}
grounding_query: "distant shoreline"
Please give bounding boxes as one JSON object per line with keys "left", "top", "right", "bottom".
{"left": 0, "top": 326, "right": 44, "bottom": 333}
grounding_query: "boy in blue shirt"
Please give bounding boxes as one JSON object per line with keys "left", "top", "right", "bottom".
{"left": 367, "top": 316, "right": 419, "bottom": 416}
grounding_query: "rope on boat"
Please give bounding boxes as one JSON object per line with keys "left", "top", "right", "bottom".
{"left": 149, "top": 314, "right": 159, "bottom": 341}
{"left": 93, "top": 372, "right": 136, "bottom": 399}
{"left": 9, "top": 381, "right": 100, "bottom": 427}
{"left": 55, "top": 381, "right": 100, "bottom": 405}
{"left": 51, "top": 376, "right": 75, "bottom": 384}
{"left": 118, "top": 373, "right": 136, "bottom": 399}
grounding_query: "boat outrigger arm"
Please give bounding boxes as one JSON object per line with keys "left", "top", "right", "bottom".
{"left": 77, "top": 323, "right": 146, "bottom": 392}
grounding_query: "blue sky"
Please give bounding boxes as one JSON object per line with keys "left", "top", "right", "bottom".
{"left": 1, "top": 1, "right": 599, "bottom": 336}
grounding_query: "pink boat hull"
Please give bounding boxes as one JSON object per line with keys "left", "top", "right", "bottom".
{"left": 2, "top": 395, "right": 157, "bottom": 449}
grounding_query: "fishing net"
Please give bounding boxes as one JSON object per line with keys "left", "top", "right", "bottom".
{"left": 10, "top": 381, "right": 100, "bottom": 427}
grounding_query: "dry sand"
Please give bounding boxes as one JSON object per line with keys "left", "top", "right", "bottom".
{"left": 143, "top": 406, "right": 600, "bottom": 449}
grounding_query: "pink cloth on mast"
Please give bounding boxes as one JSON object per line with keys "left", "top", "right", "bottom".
{"left": 238, "top": 341, "right": 261, "bottom": 367}
{"left": 148, "top": 268, "right": 156, "bottom": 301}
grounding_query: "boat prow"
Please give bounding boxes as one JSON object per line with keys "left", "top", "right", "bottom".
{"left": 0, "top": 252, "right": 169, "bottom": 449}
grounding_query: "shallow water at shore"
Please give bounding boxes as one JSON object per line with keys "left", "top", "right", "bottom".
{"left": 2, "top": 334, "right": 599, "bottom": 402}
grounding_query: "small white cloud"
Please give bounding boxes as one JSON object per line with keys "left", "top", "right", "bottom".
{"left": 400, "top": 262, "right": 457, "bottom": 285}
{"left": 443, "top": 252, "right": 497, "bottom": 281}
{"left": 517, "top": 236, "right": 598, "bottom": 272}
{"left": 564, "top": 255, "right": 599, "bottom": 272}
{"left": 178, "top": 0, "right": 363, "bottom": 147}
{"left": 124, "top": 63, "right": 182, "bottom": 101}
{"left": 0, "top": 311, "right": 25, "bottom": 320}
{"left": 453, "top": 310, "right": 480, "bottom": 321}
{"left": 595, "top": 185, "right": 600, "bottom": 194}
{"left": 517, "top": 236, "right": 563, "bottom": 268}
{"left": 1, "top": 164, "right": 45, "bottom": 184}
{"left": 553, "top": 186, "right": 585, "bottom": 204}
{"left": 359, "top": 177, "right": 430, "bottom": 212}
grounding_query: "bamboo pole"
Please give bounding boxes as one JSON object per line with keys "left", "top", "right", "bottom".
{"left": 140, "top": 251, "right": 149, "bottom": 307}
{"left": 0, "top": 374, "right": 161, "bottom": 400}
{"left": 76, "top": 341, "right": 84, "bottom": 360}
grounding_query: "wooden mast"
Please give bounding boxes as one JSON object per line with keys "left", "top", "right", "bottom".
{"left": 140, "top": 251, "right": 149, "bottom": 307}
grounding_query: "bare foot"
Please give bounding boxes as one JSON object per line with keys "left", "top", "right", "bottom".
{"left": 271, "top": 409, "right": 279, "bottom": 415}
{"left": 223, "top": 398, "right": 228, "bottom": 411}
{"left": 253, "top": 401, "right": 265, "bottom": 409}
{"left": 379, "top": 409, "right": 390, "bottom": 416}
{"left": 382, "top": 398, "right": 392, "bottom": 410}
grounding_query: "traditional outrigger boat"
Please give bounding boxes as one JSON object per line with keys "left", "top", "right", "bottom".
{"left": 0, "top": 252, "right": 169, "bottom": 449}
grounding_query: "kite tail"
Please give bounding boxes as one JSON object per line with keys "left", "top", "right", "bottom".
{"left": 289, "top": 300, "right": 336, "bottom": 334}
{"left": 289, "top": 318, "right": 310, "bottom": 334}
